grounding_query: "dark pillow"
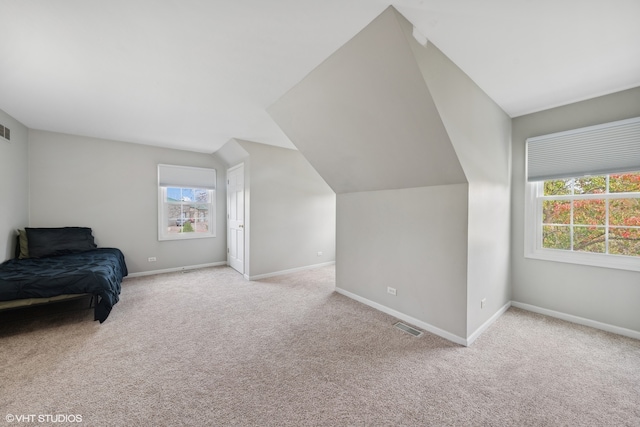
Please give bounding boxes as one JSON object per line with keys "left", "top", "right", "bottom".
{"left": 25, "top": 227, "right": 97, "bottom": 258}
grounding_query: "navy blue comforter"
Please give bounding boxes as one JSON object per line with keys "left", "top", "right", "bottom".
{"left": 0, "top": 248, "right": 127, "bottom": 322}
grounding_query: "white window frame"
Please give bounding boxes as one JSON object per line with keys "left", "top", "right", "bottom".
{"left": 157, "top": 165, "right": 216, "bottom": 241}
{"left": 524, "top": 177, "right": 640, "bottom": 272}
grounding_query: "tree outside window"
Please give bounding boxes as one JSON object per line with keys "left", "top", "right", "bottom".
{"left": 541, "top": 172, "right": 640, "bottom": 257}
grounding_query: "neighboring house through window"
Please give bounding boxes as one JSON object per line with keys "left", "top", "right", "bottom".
{"left": 158, "top": 164, "right": 216, "bottom": 241}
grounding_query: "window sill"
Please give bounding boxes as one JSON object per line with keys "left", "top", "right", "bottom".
{"left": 159, "top": 233, "right": 216, "bottom": 242}
{"left": 525, "top": 248, "right": 640, "bottom": 272}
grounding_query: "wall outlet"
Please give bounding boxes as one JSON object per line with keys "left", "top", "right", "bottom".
{"left": 317, "top": 251, "right": 323, "bottom": 257}
{"left": 148, "top": 257, "right": 157, "bottom": 262}
{"left": 481, "top": 298, "right": 486, "bottom": 309}
{"left": 387, "top": 287, "right": 397, "bottom": 296}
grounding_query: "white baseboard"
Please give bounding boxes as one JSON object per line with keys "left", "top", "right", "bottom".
{"left": 334, "top": 287, "right": 468, "bottom": 346}
{"left": 511, "top": 301, "right": 640, "bottom": 341}
{"left": 246, "top": 261, "right": 335, "bottom": 281}
{"left": 466, "top": 301, "right": 512, "bottom": 346}
{"left": 127, "top": 263, "right": 640, "bottom": 342}
{"left": 126, "top": 261, "right": 227, "bottom": 278}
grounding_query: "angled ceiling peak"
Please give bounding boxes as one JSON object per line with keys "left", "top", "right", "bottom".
{"left": 215, "top": 138, "right": 250, "bottom": 166}
{"left": 268, "top": 7, "right": 466, "bottom": 194}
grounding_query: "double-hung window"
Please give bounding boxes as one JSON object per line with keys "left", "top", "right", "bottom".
{"left": 158, "top": 164, "right": 216, "bottom": 241}
{"left": 525, "top": 117, "right": 640, "bottom": 271}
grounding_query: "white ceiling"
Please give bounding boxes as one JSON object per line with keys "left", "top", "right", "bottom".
{"left": 1, "top": 0, "right": 638, "bottom": 153}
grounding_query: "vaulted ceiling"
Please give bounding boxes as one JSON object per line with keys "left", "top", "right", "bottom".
{"left": 1, "top": 0, "right": 638, "bottom": 153}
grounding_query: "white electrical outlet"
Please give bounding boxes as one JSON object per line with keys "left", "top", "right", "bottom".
{"left": 317, "top": 251, "right": 323, "bottom": 257}
{"left": 481, "top": 298, "right": 486, "bottom": 308}
{"left": 148, "top": 257, "right": 157, "bottom": 262}
{"left": 387, "top": 287, "right": 397, "bottom": 296}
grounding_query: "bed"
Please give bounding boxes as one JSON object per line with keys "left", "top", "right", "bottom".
{"left": 0, "top": 227, "right": 127, "bottom": 323}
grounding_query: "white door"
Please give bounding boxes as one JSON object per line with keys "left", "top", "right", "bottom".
{"left": 227, "top": 164, "right": 244, "bottom": 274}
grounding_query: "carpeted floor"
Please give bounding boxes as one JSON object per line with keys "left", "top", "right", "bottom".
{"left": 1, "top": 265, "right": 639, "bottom": 426}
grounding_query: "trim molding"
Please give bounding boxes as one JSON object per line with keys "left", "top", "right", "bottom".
{"left": 330, "top": 292, "right": 640, "bottom": 345}
{"left": 127, "top": 265, "right": 640, "bottom": 343}
{"left": 126, "top": 261, "right": 227, "bottom": 278}
{"left": 246, "top": 261, "right": 335, "bottom": 281}
{"left": 466, "top": 301, "right": 512, "bottom": 346}
{"left": 334, "top": 287, "right": 468, "bottom": 346}
{"left": 512, "top": 301, "right": 640, "bottom": 341}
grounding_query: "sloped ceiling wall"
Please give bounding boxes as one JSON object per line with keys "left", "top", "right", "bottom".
{"left": 215, "top": 138, "right": 249, "bottom": 166}
{"left": 268, "top": 6, "right": 512, "bottom": 343}
{"left": 402, "top": 22, "right": 512, "bottom": 186}
{"left": 268, "top": 7, "right": 466, "bottom": 194}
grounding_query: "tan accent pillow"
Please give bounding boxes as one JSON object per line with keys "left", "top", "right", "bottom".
{"left": 18, "top": 229, "right": 29, "bottom": 259}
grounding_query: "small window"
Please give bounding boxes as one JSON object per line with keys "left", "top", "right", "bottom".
{"left": 158, "top": 165, "right": 216, "bottom": 241}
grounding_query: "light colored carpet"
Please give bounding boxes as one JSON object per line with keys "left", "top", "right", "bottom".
{"left": 1, "top": 265, "right": 639, "bottom": 426}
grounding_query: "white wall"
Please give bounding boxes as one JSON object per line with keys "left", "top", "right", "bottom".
{"left": 466, "top": 184, "right": 511, "bottom": 332}
{"left": 511, "top": 87, "right": 640, "bottom": 333}
{"left": 268, "top": 6, "right": 511, "bottom": 343}
{"left": 0, "top": 109, "right": 29, "bottom": 261}
{"left": 336, "top": 185, "right": 469, "bottom": 339}
{"left": 268, "top": 7, "right": 466, "bottom": 194}
{"left": 268, "top": 7, "right": 471, "bottom": 341}
{"left": 232, "top": 140, "right": 336, "bottom": 278}
{"left": 28, "top": 130, "right": 227, "bottom": 274}
{"left": 415, "top": 40, "right": 512, "bottom": 337}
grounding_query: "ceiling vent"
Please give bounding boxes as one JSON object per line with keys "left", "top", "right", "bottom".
{"left": 0, "top": 124, "right": 10, "bottom": 141}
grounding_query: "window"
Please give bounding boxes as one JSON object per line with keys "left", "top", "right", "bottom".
{"left": 158, "top": 165, "right": 216, "bottom": 241}
{"left": 526, "top": 173, "right": 640, "bottom": 270}
{"left": 525, "top": 117, "right": 640, "bottom": 271}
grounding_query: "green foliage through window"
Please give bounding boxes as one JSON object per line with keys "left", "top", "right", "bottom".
{"left": 182, "top": 221, "right": 194, "bottom": 233}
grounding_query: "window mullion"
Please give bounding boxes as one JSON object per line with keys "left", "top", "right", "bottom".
{"left": 605, "top": 198, "right": 610, "bottom": 254}
{"left": 539, "top": 192, "right": 640, "bottom": 201}
{"left": 570, "top": 180, "right": 574, "bottom": 251}
{"left": 605, "top": 175, "right": 610, "bottom": 254}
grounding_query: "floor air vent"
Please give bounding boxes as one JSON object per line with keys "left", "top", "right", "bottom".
{"left": 394, "top": 322, "right": 423, "bottom": 337}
